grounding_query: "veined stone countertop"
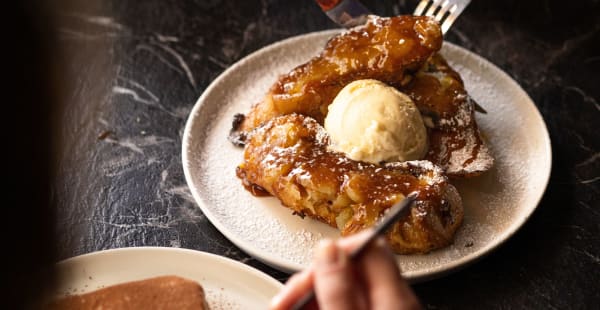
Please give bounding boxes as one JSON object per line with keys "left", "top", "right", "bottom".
{"left": 55, "top": 0, "right": 599, "bottom": 308}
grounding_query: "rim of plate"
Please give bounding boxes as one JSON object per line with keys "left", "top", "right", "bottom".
{"left": 56, "top": 246, "right": 283, "bottom": 288}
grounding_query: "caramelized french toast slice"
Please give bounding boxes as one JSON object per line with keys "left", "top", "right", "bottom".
{"left": 231, "top": 15, "right": 493, "bottom": 177}
{"left": 234, "top": 15, "right": 443, "bottom": 134}
{"left": 237, "top": 114, "right": 463, "bottom": 254}
{"left": 402, "top": 54, "right": 494, "bottom": 177}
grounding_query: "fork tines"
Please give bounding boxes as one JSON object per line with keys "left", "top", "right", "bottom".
{"left": 414, "top": 0, "right": 471, "bottom": 34}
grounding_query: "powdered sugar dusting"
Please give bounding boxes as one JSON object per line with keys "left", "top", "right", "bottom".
{"left": 196, "top": 123, "right": 330, "bottom": 266}
{"left": 185, "top": 32, "right": 338, "bottom": 271}
{"left": 435, "top": 90, "right": 494, "bottom": 175}
{"left": 183, "top": 31, "right": 551, "bottom": 280}
{"left": 385, "top": 160, "right": 446, "bottom": 185}
{"left": 206, "top": 287, "right": 241, "bottom": 310}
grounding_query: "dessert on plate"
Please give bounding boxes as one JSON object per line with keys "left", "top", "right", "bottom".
{"left": 237, "top": 113, "right": 463, "bottom": 254}
{"left": 231, "top": 15, "right": 493, "bottom": 177}
{"left": 230, "top": 15, "right": 493, "bottom": 253}
{"left": 47, "top": 275, "right": 208, "bottom": 310}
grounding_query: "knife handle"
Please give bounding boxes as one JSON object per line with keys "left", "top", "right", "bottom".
{"left": 315, "top": 0, "right": 342, "bottom": 11}
{"left": 314, "top": 0, "right": 370, "bottom": 27}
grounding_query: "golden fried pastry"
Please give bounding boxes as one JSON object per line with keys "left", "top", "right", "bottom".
{"left": 230, "top": 15, "right": 493, "bottom": 177}
{"left": 232, "top": 15, "right": 442, "bottom": 137}
{"left": 405, "top": 54, "right": 494, "bottom": 177}
{"left": 237, "top": 114, "right": 463, "bottom": 254}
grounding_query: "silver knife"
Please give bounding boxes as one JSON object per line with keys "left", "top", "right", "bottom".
{"left": 290, "top": 192, "right": 418, "bottom": 310}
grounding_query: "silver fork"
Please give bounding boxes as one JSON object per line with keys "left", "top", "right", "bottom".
{"left": 413, "top": 0, "right": 471, "bottom": 34}
{"left": 315, "top": 0, "right": 470, "bottom": 34}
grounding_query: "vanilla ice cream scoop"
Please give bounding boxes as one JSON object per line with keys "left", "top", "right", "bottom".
{"left": 324, "top": 79, "right": 428, "bottom": 164}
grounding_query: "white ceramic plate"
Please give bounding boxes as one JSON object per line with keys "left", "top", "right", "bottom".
{"left": 182, "top": 30, "right": 552, "bottom": 281}
{"left": 51, "top": 247, "right": 283, "bottom": 309}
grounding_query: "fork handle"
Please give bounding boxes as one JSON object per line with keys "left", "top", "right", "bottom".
{"left": 315, "top": 0, "right": 370, "bottom": 28}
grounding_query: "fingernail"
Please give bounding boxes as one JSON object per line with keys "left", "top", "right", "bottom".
{"left": 269, "top": 291, "right": 284, "bottom": 309}
{"left": 269, "top": 293, "right": 282, "bottom": 309}
{"left": 316, "top": 239, "right": 340, "bottom": 267}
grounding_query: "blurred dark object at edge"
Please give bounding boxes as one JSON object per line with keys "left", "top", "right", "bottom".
{"left": 4, "top": 0, "right": 62, "bottom": 308}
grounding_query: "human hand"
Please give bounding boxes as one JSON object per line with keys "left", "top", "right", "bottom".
{"left": 269, "top": 230, "right": 422, "bottom": 310}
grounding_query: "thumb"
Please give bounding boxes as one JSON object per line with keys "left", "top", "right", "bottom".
{"left": 313, "top": 240, "right": 366, "bottom": 310}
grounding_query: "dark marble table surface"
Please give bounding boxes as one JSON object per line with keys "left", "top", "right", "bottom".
{"left": 55, "top": 0, "right": 599, "bottom": 308}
